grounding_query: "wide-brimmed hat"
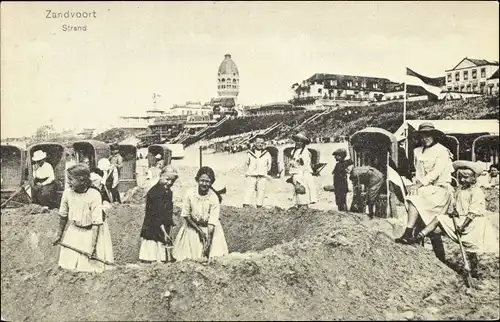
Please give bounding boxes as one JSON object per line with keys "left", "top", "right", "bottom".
{"left": 453, "top": 160, "right": 485, "bottom": 177}
{"left": 292, "top": 132, "right": 310, "bottom": 144}
{"left": 32, "top": 150, "right": 47, "bottom": 162}
{"left": 415, "top": 122, "right": 445, "bottom": 138}
{"left": 97, "top": 158, "right": 111, "bottom": 171}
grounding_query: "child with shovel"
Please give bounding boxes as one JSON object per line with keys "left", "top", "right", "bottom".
{"left": 404, "top": 161, "right": 498, "bottom": 278}
{"left": 53, "top": 164, "right": 114, "bottom": 273}
{"left": 139, "top": 166, "right": 178, "bottom": 263}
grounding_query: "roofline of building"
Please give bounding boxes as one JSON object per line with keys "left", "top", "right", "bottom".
{"left": 306, "top": 73, "right": 392, "bottom": 82}
{"left": 447, "top": 57, "right": 499, "bottom": 71}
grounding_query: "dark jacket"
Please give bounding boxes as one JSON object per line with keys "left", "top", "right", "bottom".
{"left": 332, "top": 159, "right": 352, "bottom": 195}
{"left": 140, "top": 183, "right": 174, "bottom": 242}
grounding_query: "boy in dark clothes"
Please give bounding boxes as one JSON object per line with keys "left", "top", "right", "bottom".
{"left": 139, "top": 166, "right": 178, "bottom": 263}
{"left": 349, "top": 165, "right": 385, "bottom": 219}
{"left": 332, "top": 148, "right": 353, "bottom": 211}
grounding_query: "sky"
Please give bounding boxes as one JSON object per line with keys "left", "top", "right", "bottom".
{"left": 1, "top": 1, "right": 499, "bottom": 138}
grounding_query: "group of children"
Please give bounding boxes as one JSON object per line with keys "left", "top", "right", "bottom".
{"left": 53, "top": 159, "right": 229, "bottom": 272}
{"left": 51, "top": 125, "right": 497, "bottom": 277}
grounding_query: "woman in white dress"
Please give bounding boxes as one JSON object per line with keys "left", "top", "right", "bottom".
{"left": 287, "top": 132, "right": 318, "bottom": 208}
{"left": 172, "top": 166, "right": 228, "bottom": 261}
{"left": 395, "top": 123, "right": 455, "bottom": 261}
{"left": 31, "top": 150, "right": 58, "bottom": 209}
{"left": 53, "top": 164, "right": 114, "bottom": 273}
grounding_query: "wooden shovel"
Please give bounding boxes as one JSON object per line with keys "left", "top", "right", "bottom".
{"left": 55, "top": 242, "right": 115, "bottom": 266}
{"left": 451, "top": 217, "right": 475, "bottom": 288}
{"left": 1, "top": 183, "right": 30, "bottom": 209}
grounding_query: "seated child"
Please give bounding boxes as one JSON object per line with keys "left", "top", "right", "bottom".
{"left": 405, "top": 160, "right": 498, "bottom": 277}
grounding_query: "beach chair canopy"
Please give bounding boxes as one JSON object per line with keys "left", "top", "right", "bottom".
{"left": 73, "top": 140, "right": 110, "bottom": 168}
{"left": 147, "top": 144, "right": 172, "bottom": 167}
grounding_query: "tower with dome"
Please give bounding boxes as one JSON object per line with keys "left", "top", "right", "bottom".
{"left": 212, "top": 53, "right": 240, "bottom": 118}
{"left": 217, "top": 54, "right": 239, "bottom": 101}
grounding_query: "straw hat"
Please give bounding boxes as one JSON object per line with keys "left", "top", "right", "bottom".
{"left": 32, "top": 150, "right": 47, "bottom": 162}
{"left": 415, "top": 122, "right": 445, "bottom": 138}
{"left": 292, "top": 132, "right": 311, "bottom": 144}
{"left": 453, "top": 160, "right": 485, "bottom": 177}
{"left": 97, "top": 158, "right": 111, "bottom": 171}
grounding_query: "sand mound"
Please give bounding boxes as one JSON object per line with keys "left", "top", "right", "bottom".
{"left": 2, "top": 203, "right": 499, "bottom": 321}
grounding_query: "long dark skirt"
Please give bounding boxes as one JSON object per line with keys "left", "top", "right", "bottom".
{"left": 33, "top": 181, "right": 58, "bottom": 209}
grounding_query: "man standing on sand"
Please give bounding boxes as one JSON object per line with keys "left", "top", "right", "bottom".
{"left": 109, "top": 143, "right": 123, "bottom": 175}
{"left": 243, "top": 134, "right": 272, "bottom": 208}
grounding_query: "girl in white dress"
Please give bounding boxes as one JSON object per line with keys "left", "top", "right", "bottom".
{"left": 173, "top": 166, "right": 228, "bottom": 261}
{"left": 53, "top": 164, "right": 114, "bottom": 273}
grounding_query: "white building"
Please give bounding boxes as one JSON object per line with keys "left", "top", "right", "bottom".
{"left": 169, "top": 101, "right": 212, "bottom": 116}
{"left": 118, "top": 108, "right": 168, "bottom": 129}
{"left": 444, "top": 57, "right": 499, "bottom": 95}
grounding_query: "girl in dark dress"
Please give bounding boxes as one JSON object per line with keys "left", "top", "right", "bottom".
{"left": 139, "top": 166, "right": 178, "bottom": 263}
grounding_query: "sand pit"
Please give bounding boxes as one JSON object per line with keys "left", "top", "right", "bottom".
{"left": 1, "top": 145, "right": 499, "bottom": 321}
{"left": 2, "top": 201, "right": 499, "bottom": 321}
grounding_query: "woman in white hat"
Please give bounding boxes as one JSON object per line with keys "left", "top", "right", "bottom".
{"left": 395, "top": 122, "right": 455, "bottom": 259}
{"left": 287, "top": 132, "right": 318, "bottom": 208}
{"left": 97, "top": 158, "right": 120, "bottom": 204}
{"left": 31, "top": 150, "right": 58, "bottom": 209}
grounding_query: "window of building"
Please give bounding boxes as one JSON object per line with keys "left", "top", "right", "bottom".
{"left": 233, "top": 79, "right": 237, "bottom": 83}
{"left": 373, "top": 83, "right": 378, "bottom": 89}
{"left": 481, "top": 68, "right": 486, "bottom": 78}
{"left": 472, "top": 69, "right": 477, "bottom": 79}
{"left": 330, "top": 80, "right": 337, "bottom": 86}
{"left": 361, "top": 82, "right": 367, "bottom": 88}
{"left": 355, "top": 82, "right": 359, "bottom": 87}
{"left": 463, "top": 71, "right": 468, "bottom": 80}
{"left": 455, "top": 72, "right": 460, "bottom": 81}
{"left": 318, "top": 88, "right": 322, "bottom": 94}
{"left": 447, "top": 73, "right": 452, "bottom": 82}
{"left": 221, "top": 78, "right": 225, "bottom": 82}
{"left": 347, "top": 81, "right": 353, "bottom": 87}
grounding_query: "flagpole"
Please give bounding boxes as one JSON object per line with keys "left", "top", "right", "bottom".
{"left": 403, "top": 70, "right": 409, "bottom": 157}
{"left": 403, "top": 81, "right": 407, "bottom": 124}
